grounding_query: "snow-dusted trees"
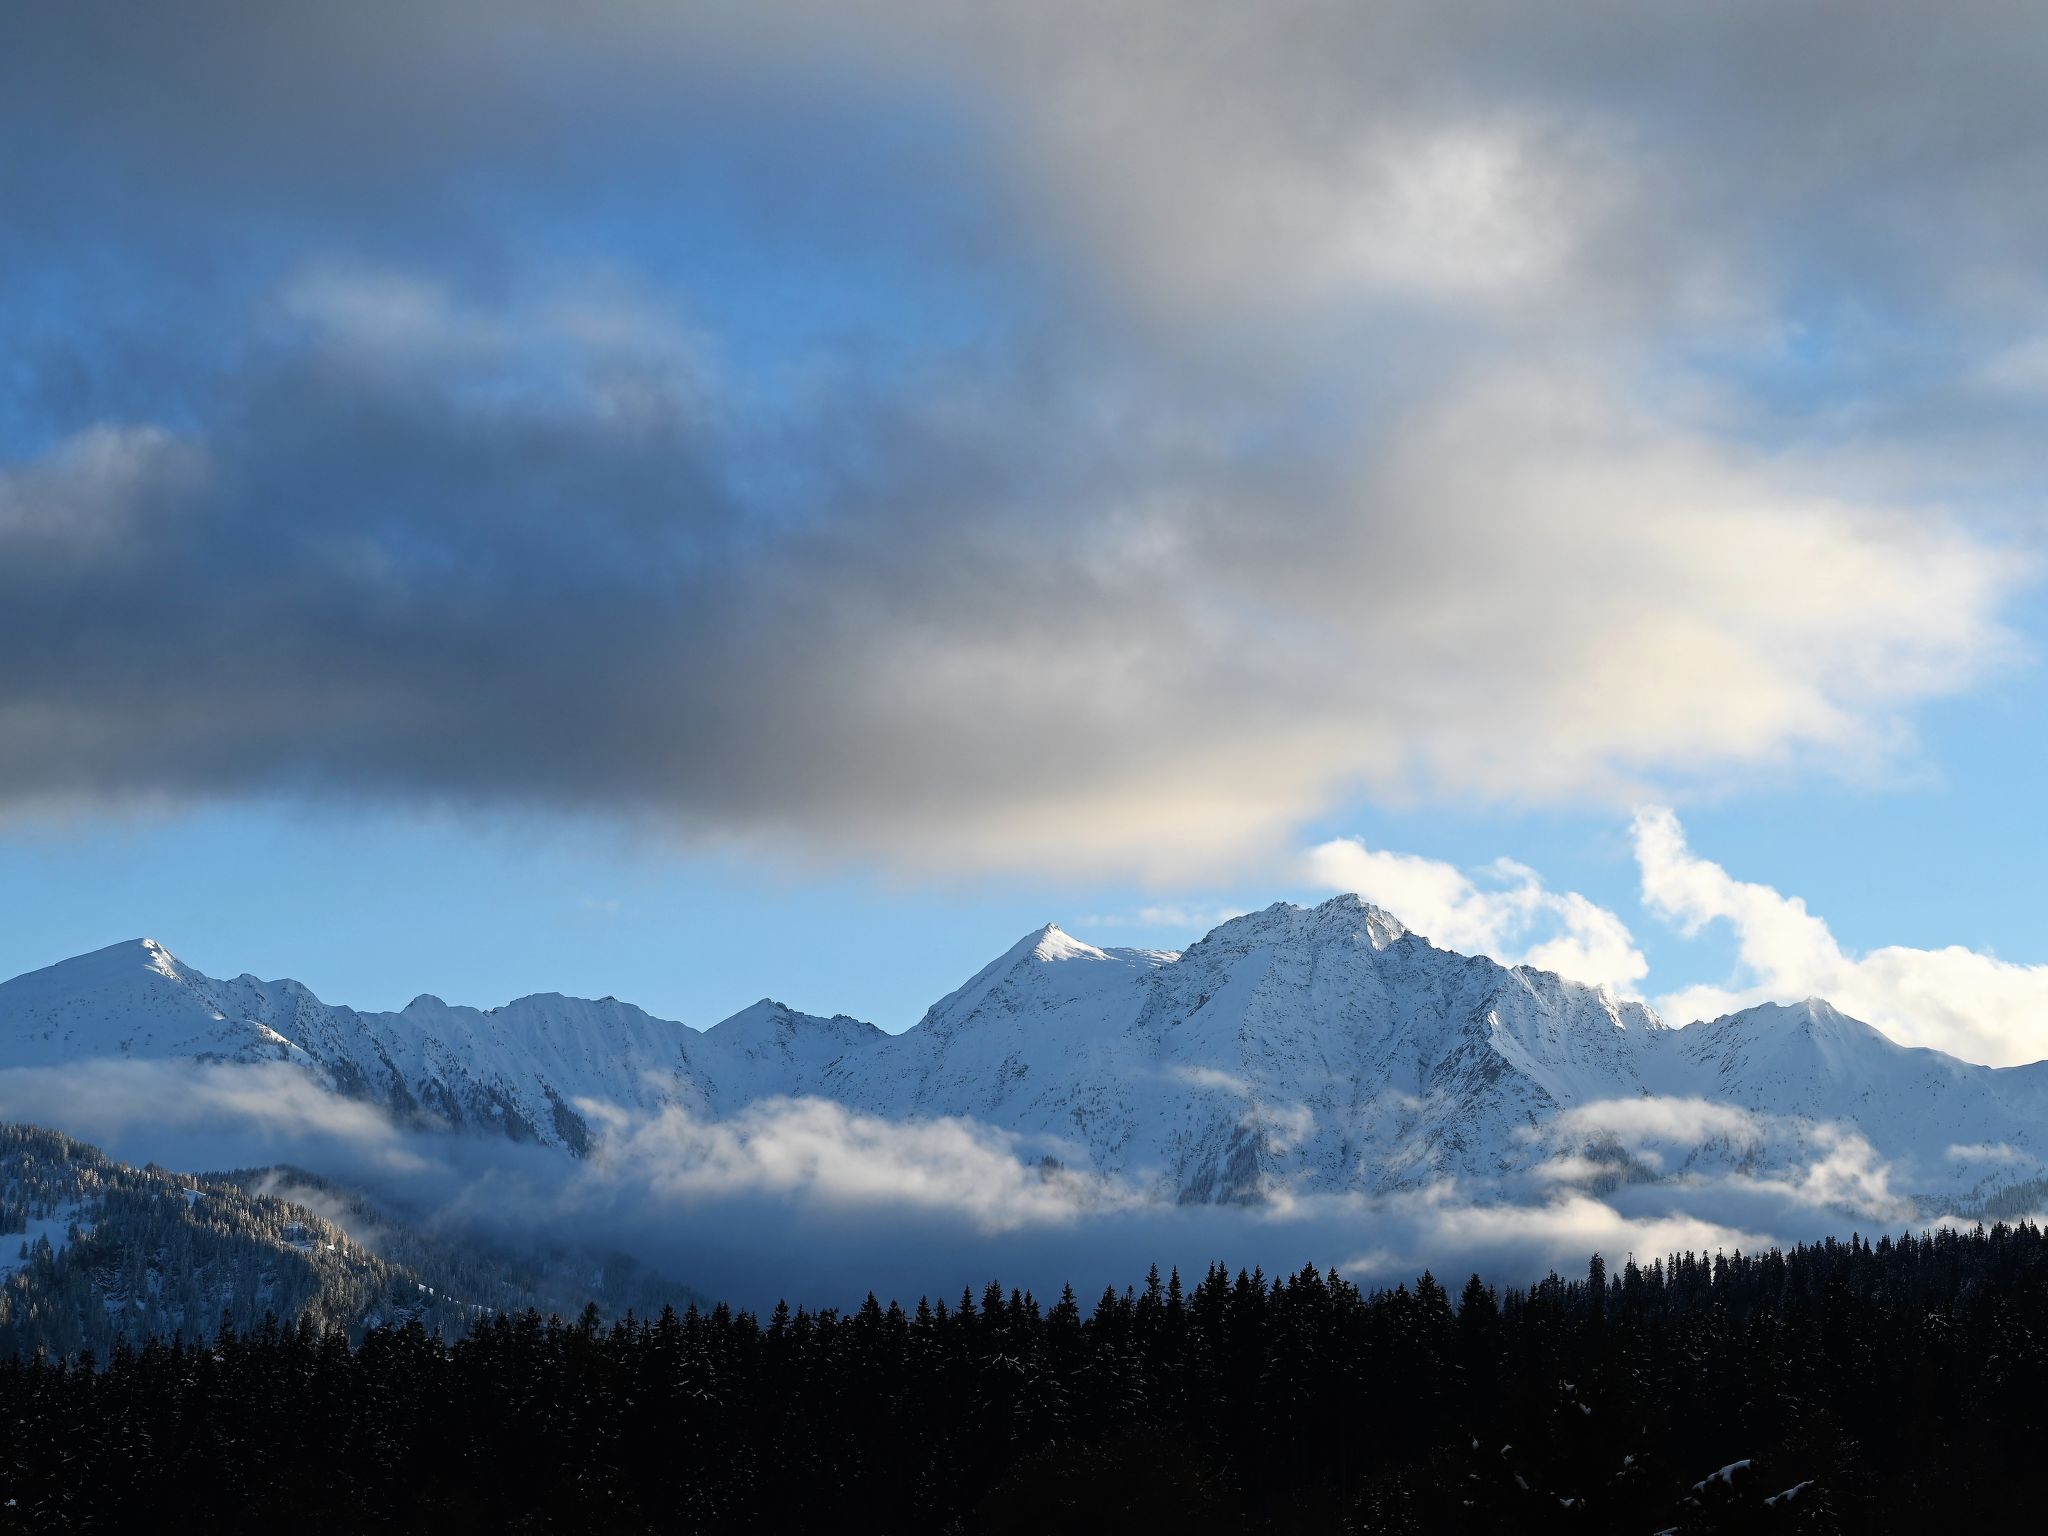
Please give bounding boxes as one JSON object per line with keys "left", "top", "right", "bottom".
{"left": 0, "top": 1124, "right": 699, "bottom": 1359}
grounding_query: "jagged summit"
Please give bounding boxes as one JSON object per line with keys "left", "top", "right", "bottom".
{"left": 705, "top": 997, "right": 881, "bottom": 1038}
{"left": 1195, "top": 894, "right": 1410, "bottom": 953}
{"left": 707, "top": 997, "right": 801, "bottom": 1031}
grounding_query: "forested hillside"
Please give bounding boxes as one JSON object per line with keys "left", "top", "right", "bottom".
{"left": 4, "top": 1221, "right": 2044, "bottom": 1531}
{"left": 0, "top": 1125, "right": 695, "bottom": 1358}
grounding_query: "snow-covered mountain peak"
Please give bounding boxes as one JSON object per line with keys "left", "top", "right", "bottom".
{"left": 137, "top": 937, "right": 184, "bottom": 979}
{"left": 0, "top": 938, "right": 275, "bottom": 1067}
{"left": 694, "top": 999, "right": 884, "bottom": 1096}
{"left": 1182, "top": 895, "right": 1409, "bottom": 962}
{"left": 1692, "top": 997, "right": 1890, "bottom": 1049}
{"left": 708, "top": 997, "right": 795, "bottom": 1031}
{"left": 1028, "top": 923, "right": 1106, "bottom": 963}
{"left": 910, "top": 921, "right": 1166, "bottom": 1039}
{"left": 25, "top": 937, "right": 189, "bottom": 987}
{"left": 1316, "top": 892, "right": 1411, "bottom": 946}
{"left": 704, "top": 998, "right": 880, "bottom": 1042}
{"left": 1786, "top": 997, "right": 1854, "bottom": 1029}
{"left": 999, "top": 922, "right": 1162, "bottom": 970}
{"left": 3, "top": 937, "right": 194, "bottom": 1000}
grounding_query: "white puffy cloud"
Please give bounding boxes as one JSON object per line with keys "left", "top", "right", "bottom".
{"left": 1373, "top": 1191, "right": 1775, "bottom": 1279}
{"left": 1546, "top": 1097, "right": 1765, "bottom": 1152}
{"left": 1243, "top": 1101, "right": 1317, "bottom": 1156}
{"left": 1525, "top": 1096, "right": 1919, "bottom": 1226}
{"left": 0, "top": 1059, "right": 431, "bottom": 1174}
{"left": 568, "top": 1088, "right": 1906, "bottom": 1301}
{"left": 576, "top": 1095, "right": 1137, "bottom": 1232}
{"left": 1306, "top": 835, "right": 1647, "bottom": 992}
{"left": 1635, "top": 806, "right": 2048, "bottom": 1067}
{"left": 1732, "top": 1126, "right": 1912, "bottom": 1223}
{"left": 1170, "top": 1065, "right": 1255, "bottom": 1096}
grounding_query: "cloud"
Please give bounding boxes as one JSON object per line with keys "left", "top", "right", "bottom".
{"left": 1306, "top": 836, "right": 1647, "bottom": 992}
{"left": 1243, "top": 1101, "right": 1317, "bottom": 1156}
{"left": 1375, "top": 1191, "right": 1775, "bottom": 1280}
{"left": 0, "top": 3, "right": 2037, "bottom": 880}
{"left": 1733, "top": 1126, "right": 1912, "bottom": 1223}
{"left": 1160, "top": 1066, "right": 1316, "bottom": 1157}
{"left": 0, "top": 1055, "right": 1975, "bottom": 1312}
{"left": 1528, "top": 1095, "right": 1920, "bottom": 1224}
{"left": 246, "top": 1170, "right": 395, "bottom": 1257}
{"left": 1634, "top": 806, "right": 2048, "bottom": 1066}
{"left": 1546, "top": 1097, "right": 1765, "bottom": 1152}
{"left": 1531, "top": 1153, "right": 1613, "bottom": 1185}
{"left": 1170, "top": 1065, "right": 1255, "bottom": 1096}
{"left": 0, "top": 1060, "right": 431, "bottom": 1174}
{"left": 577, "top": 1095, "right": 1135, "bottom": 1233}
{"left": 0, "top": 425, "right": 202, "bottom": 550}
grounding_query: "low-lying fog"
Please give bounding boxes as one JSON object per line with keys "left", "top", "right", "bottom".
{"left": 0, "top": 1059, "right": 2021, "bottom": 1313}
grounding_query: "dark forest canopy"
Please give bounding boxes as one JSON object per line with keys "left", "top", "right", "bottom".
{"left": 4, "top": 1222, "right": 2046, "bottom": 1532}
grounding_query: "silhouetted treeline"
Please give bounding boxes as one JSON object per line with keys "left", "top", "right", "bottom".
{"left": 5, "top": 1223, "right": 2047, "bottom": 1532}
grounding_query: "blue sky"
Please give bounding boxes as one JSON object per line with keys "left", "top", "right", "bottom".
{"left": 3, "top": 2, "right": 2047, "bottom": 1061}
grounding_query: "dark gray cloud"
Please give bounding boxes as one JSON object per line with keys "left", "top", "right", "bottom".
{"left": 1, "top": 2, "right": 2041, "bottom": 876}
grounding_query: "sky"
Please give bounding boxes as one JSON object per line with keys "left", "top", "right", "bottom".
{"left": 3, "top": 2, "right": 2047, "bottom": 1063}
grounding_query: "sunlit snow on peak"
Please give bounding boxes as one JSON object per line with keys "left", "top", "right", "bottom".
{"left": 1027, "top": 924, "right": 1110, "bottom": 964}
{"left": 137, "top": 938, "right": 183, "bottom": 981}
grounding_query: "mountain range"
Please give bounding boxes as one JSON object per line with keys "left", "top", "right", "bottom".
{"left": 3, "top": 895, "right": 2043, "bottom": 1209}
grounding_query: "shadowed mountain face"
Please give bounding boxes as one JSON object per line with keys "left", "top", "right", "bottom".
{"left": 0, "top": 1122, "right": 698, "bottom": 1358}
{"left": 3, "top": 898, "right": 2044, "bottom": 1204}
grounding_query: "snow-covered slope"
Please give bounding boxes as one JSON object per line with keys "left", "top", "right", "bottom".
{"left": 3, "top": 899, "right": 2043, "bottom": 1205}
{"left": 1133, "top": 898, "right": 1667, "bottom": 1196}
{"left": 1655, "top": 998, "right": 2048, "bottom": 1199}
{"left": 0, "top": 939, "right": 872, "bottom": 1156}
{"left": 0, "top": 1122, "right": 699, "bottom": 1358}
{"left": 825, "top": 925, "right": 1174, "bottom": 1161}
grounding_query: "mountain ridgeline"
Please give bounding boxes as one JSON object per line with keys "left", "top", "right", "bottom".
{"left": 2, "top": 898, "right": 2044, "bottom": 1208}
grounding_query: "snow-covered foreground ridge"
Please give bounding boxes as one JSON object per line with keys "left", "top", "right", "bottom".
{"left": 3, "top": 896, "right": 2045, "bottom": 1209}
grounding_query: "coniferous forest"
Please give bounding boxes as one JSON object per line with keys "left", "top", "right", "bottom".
{"left": 0, "top": 1125, "right": 695, "bottom": 1358}
{"left": 4, "top": 1224, "right": 2046, "bottom": 1532}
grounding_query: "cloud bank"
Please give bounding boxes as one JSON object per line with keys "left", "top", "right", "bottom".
{"left": 1635, "top": 806, "right": 2048, "bottom": 1066}
{"left": 0, "top": 1057, "right": 1985, "bottom": 1312}
{"left": 0, "top": 2, "right": 2037, "bottom": 878}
